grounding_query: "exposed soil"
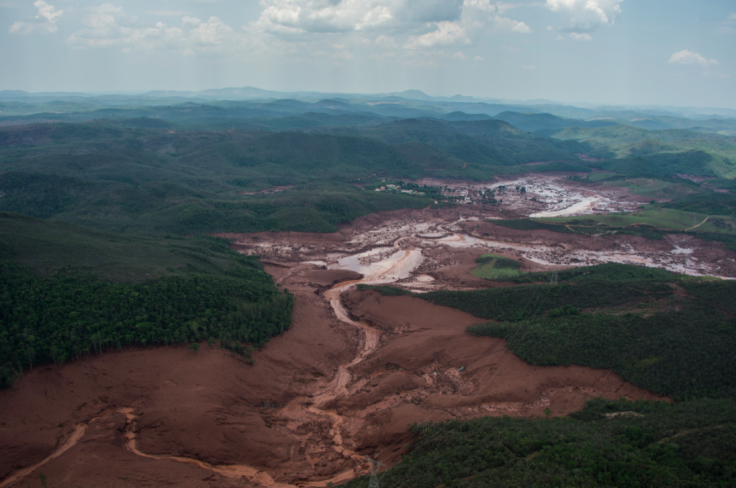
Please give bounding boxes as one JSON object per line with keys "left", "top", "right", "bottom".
{"left": 3, "top": 177, "right": 734, "bottom": 487}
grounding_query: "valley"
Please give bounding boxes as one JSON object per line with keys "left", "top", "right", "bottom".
{"left": 2, "top": 176, "right": 734, "bottom": 487}
{"left": 1, "top": 87, "right": 736, "bottom": 487}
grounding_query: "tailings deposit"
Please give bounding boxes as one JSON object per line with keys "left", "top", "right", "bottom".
{"left": 2, "top": 177, "right": 734, "bottom": 487}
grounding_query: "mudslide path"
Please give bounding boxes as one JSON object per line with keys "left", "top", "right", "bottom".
{"left": 0, "top": 426, "right": 86, "bottom": 488}
{"left": 2, "top": 216, "right": 684, "bottom": 487}
{"left": 0, "top": 245, "right": 416, "bottom": 488}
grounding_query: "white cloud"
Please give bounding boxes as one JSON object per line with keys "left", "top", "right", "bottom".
{"left": 182, "top": 16, "right": 202, "bottom": 26}
{"left": 463, "top": 0, "right": 497, "bottom": 12}
{"left": 546, "top": 0, "right": 622, "bottom": 35}
{"left": 522, "top": 64, "right": 535, "bottom": 70}
{"left": 404, "top": 21, "right": 469, "bottom": 48}
{"left": 369, "top": 50, "right": 396, "bottom": 60}
{"left": 253, "top": 0, "right": 526, "bottom": 40}
{"left": 729, "top": 13, "right": 736, "bottom": 20}
{"left": 401, "top": 1, "right": 529, "bottom": 50}
{"left": 145, "top": 10, "right": 190, "bottom": 17}
{"left": 568, "top": 32, "right": 591, "bottom": 41}
{"left": 461, "top": 1, "right": 530, "bottom": 37}
{"left": 474, "top": 55, "right": 483, "bottom": 60}
{"left": 375, "top": 34, "right": 396, "bottom": 48}
{"left": 66, "top": 5, "right": 253, "bottom": 54}
{"left": 254, "top": 0, "right": 427, "bottom": 35}
{"left": 453, "top": 50, "right": 467, "bottom": 59}
{"left": 489, "top": 15, "right": 530, "bottom": 33}
{"left": 8, "top": 0, "right": 63, "bottom": 34}
{"left": 668, "top": 50, "right": 719, "bottom": 67}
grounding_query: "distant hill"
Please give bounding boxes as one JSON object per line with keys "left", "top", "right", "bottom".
{"left": 493, "top": 111, "right": 618, "bottom": 133}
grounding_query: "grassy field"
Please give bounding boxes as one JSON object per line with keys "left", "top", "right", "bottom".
{"left": 538, "top": 208, "right": 736, "bottom": 233}
{"left": 489, "top": 262, "right": 678, "bottom": 284}
{"left": 586, "top": 171, "right": 618, "bottom": 181}
{"left": 603, "top": 178, "right": 701, "bottom": 199}
{"left": 470, "top": 254, "right": 524, "bottom": 280}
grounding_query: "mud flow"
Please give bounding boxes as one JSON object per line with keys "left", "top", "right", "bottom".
{"left": 1, "top": 176, "right": 733, "bottom": 487}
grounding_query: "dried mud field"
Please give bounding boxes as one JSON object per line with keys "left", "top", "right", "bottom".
{"left": 2, "top": 176, "right": 735, "bottom": 488}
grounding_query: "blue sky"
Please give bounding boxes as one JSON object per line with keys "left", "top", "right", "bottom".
{"left": 1, "top": 0, "right": 735, "bottom": 108}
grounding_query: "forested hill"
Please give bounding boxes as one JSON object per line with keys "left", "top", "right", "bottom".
{"left": 0, "top": 212, "right": 295, "bottom": 388}
{"left": 352, "top": 265, "right": 736, "bottom": 487}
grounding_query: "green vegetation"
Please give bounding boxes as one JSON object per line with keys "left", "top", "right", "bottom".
{"left": 470, "top": 254, "right": 523, "bottom": 280}
{"left": 602, "top": 178, "right": 701, "bottom": 200}
{"left": 0, "top": 211, "right": 261, "bottom": 281}
{"left": 539, "top": 208, "right": 736, "bottom": 234}
{"left": 467, "top": 296, "right": 736, "bottom": 399}
{"left": 365, "top": 275, "right": 671, "bottom": 323}
{"left": 661, "top": 192, "right": 736, "bottom": 216}
{"left": 683, "top": 280, "right": 736, "bottom": 316}
{"left": 705, "top": 177, "right": 736, "bottom": 191}
{"left": 419, "top": 282, "right": 670, "bottom": 322}
{"left": 585, "top": 172, "right": 618, "bottom": 181}
{"left": 356, "top": 284, "right": 412, "bottom": 296}
{"left": 4, "top": 96, "right": 736, "bottom": 488}
{"left": 501, "top": 201, "right": 736, "bottom": 249}
{"left": 488, "top": 219, "right": 573, "bottom": 233}
{"left": 0, "top": 213, "right": 294, "bottom": 388}
{"left": 352, "top": 263, "right": 736, "bottom": 487}
{"left": 552, "top": 125, "right": 736, "bottom": 178}
{"left": 0, "top": 173, "right": 432, "bottom": 235}
{"left": 491, "top": 262, "right": 678, "bottom": 284}
{"left": 343, "top": 398, "right": 736, "bottom": 488}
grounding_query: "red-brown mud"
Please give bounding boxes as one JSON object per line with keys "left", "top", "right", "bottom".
{"left": 3, "top": 177, "right": 733, "bottom": 487}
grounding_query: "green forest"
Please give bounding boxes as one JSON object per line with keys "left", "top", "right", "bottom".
{"left": 467, "top": 298, "right": 736, "bottom": 400}
{"left": 2, "top": 93, "right": 736, "bottom": 487}
{"left": 0, "top": 213, "right": 294, "bottom": 388}
{"left": 351, "top": 265, "right": 736, "bottom": 487}
{"left": 343, "top": 398, "right": 736, "bottom": 488}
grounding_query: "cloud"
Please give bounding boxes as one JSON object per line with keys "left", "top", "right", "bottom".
{"left": 668, "top": 50, "right": 719, "bottom": 67}
{"left": 145, "top": 10, "right": 190, "bottom": 17}
{"left": 255, "top": 0, "right": 400, "bottom": 35}
{"left": 729, "top": 13, "right": 736, "bottom": 20}
{"left": 567, "top": 32, "right": 591, "bottom": 41}
{"left": 522, "top": 64, "right": 535, "bottom": 70}
{"left": 404, "top": 21, "right": 469, "bottom": 48}
{"left": 375, "top": 34, "right": 396, "bottom": 47}
{"left": 400, "top": 0, "right": 464, "bottom": 23}
{"left": 489, "top": 15, "right": 530, "bottom": 33}
{"left": 462, "top": 0, "right": 497, "bottom": 13}
{"left": 252, "top": 0, "right": 525, "bottom": 39}
{"left": 66, "top": 5, "right": 252, "bottom": 54}
{"left": 8, "top": 0, "right": 63, "bottom": 34}
{"left": 546, "top": 0, "right": 622, "bottom": 35}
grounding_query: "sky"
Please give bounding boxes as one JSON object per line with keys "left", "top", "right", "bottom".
{"left": 1, "top": 0, "right": 735, "bottom": 108}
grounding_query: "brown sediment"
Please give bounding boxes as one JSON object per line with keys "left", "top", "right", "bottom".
{"left": 3, "top": 175, "right": 733, "bottom": 487}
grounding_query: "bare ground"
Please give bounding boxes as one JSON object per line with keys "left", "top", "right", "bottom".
{"left": 3, "top": 177, "right": 734, "bottom": 487}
